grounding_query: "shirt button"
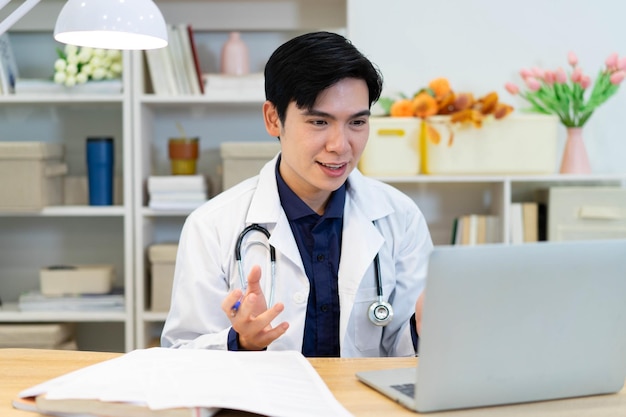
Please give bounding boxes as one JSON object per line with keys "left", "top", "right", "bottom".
{"left": 317, "top": 254, "right": 325, "bottom": 262}
{"left": 293, "top": 292, "right": 306, "bottom": 304}
{"left": 321, "top": 304, "right": 329, "bottom": 312}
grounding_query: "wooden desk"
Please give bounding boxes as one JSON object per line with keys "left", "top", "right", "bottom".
{"left": 2, "top": 348, "right": 625, "bottom": 417}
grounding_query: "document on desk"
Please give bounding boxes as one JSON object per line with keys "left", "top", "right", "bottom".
{"left": 17, "top": 347, "right": 353, "bottom": 417}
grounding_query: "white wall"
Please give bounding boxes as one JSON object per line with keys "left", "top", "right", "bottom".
{"left": 348, "top": 0, "right": 626, "bottom": 173}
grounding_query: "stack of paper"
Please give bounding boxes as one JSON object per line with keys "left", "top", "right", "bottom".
{"left": 18, "top": 290, "right": 125, "bottom": 312}
{"left": 148, "top": 175, "right": 208, "bottom": 211}
{"left": 16, "top": 348, "right": 353, "bottom": 417}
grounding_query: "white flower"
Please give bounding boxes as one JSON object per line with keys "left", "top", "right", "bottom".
{"left": 54, "top": 59, "right": 66, "bottom": 72}
{"left": 53, "top": 71, "right": 66, "bottom": 84}
{"left": 52, "top": 44, "right": 123, "bottom": 88}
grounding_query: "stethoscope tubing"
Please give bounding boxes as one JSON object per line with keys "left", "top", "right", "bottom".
{"left": 234, "top": 223, "right": 392, "bottom": 325}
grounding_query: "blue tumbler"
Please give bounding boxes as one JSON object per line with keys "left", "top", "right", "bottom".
{"left": 86, "top": 137, "right": 114, "bottom": 205}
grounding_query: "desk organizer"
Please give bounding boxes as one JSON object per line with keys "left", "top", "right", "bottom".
{"left": 422, "top": 114, "right": 559, "bottom": 175}
{"left": 0, "top": 141, "right": 67, "bottom": 211}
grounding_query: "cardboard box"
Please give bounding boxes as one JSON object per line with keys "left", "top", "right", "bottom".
{"left": 0, "top": 142, "right": 67, "bottom": 211}
{"left": 148, "top": 243, "right": 178, "bottom": 312}
{"left": 220, "top": 141, "right": 280, "bottom": 191}
{"left": 40, "top": 264, "right": 115, "bottom": 296}
{"left": 422, "top": 114, "right": 559, "bottom": 175}
{"left": 359, "top": 117, "right": 421, "bottom": 176}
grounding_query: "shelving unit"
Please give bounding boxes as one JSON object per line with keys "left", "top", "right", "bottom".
{"left": 0, "top": 22, "right": 134, "bottom": 351}
{"left": 4, "top": 0, "right": 626, "bottom": 352}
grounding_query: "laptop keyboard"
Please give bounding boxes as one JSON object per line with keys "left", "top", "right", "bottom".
{"left": 391, "top": 383, "right": 416, "bottom": 398}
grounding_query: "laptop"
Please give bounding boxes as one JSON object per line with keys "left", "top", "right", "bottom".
{"left": 356, "top": 239, "right": 626, "bottom": 413}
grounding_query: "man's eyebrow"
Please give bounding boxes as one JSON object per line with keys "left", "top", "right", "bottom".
{"left": 302, "top": 109, "right": 371, "bottom": 119}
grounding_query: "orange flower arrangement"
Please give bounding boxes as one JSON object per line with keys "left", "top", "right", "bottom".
{"left": 382, "top": 77, "right": 514, "bottom": 145}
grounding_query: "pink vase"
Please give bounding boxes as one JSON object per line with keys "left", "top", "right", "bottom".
{"left": 559, "top": 127, "right": 591, "bottom": 174}
{"left": 220, "top": 32, "right": 250, "bottom": 75}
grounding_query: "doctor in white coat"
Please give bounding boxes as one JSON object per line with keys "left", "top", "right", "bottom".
{"left": 161, "top": 31, "right": 433, "bottom": 357}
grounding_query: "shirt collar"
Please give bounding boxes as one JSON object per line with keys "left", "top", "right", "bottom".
{"left": 275, "top": 155, "right": 346, "bottom": 221}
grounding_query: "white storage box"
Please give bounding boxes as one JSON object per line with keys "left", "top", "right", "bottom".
{"left": 148, "top": 243, "right": 178, "bottom": 312}
{"left": 422, "top": 114, "right": 559, "bottom": 175}
{"left": 540, "top": 187, "right": 626, "bottom": 241}
{"left": 40, "top": 264, "right": 115, "bottom": 296}
{"left": 0, "top": 323, "right": 76, "bottom": 349}
{"left": 220, "top": 141, "right": 280, "bottom": 191}
{"left": 0, "top": 141, "right": 67, "bottom": 211}
{"left": 359, "top": 117, "right": 421, "bottom": 176}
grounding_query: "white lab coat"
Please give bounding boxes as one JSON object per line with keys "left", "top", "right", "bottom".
{"left": 161, "top": 155, "right": 433, "bottom": 357}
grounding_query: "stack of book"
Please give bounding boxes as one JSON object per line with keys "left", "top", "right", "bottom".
{"left": 144, "top": 24, "right": 203, "bottom": 96}
{"left": 148, "top": 175, "right": 208, "bottom": 211}
{"left": 452, "top": 214, "right": 501, "bottom": 245}
{"left": 202, "top": 73, "right": 265, "bottom": 101}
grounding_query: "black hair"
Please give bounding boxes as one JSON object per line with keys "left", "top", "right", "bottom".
{"left": 264, "top": 31, "right": 383, "bottom": 123}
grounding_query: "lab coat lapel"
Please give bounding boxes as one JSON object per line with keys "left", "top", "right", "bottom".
{"left": 245, "top": 155, "right": 304, "bottom": 271}
{"left": 338, "top": 170, "right": 394, "bottom": 292}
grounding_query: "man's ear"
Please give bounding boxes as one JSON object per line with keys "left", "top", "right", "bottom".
{"left": 263, "top": 101, "right": 281, "bottom": 137}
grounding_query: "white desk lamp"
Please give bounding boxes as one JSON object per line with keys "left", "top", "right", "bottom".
{"left": 0, "top": 0, "right": 168, "bottom": 50}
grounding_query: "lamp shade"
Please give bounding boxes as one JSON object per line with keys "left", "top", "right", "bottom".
{"left": 54, "top": 0, "right": 168, "bottom": 50}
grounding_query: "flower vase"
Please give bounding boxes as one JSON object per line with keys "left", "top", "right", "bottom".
{"left": 220, "top": 32, "right": 250, "bottom": 75}
{"left": 559, "top": 127, "right": 591, "bottom": 174}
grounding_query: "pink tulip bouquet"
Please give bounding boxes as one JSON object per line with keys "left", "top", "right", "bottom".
{"left": 505, "top": 52, "right": 625, "bottom": 127}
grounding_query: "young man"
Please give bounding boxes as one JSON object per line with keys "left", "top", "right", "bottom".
{"left": 161, "top": 31, "right": 433, "bottom": 357}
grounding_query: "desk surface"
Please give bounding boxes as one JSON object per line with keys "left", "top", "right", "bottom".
{"left": 2, "top": 348, "right": 625, "bottom": 417}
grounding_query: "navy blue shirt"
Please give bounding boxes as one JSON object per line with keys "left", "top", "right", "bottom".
{"left": 276, "top": 166, "right": 345, "bottom": 357}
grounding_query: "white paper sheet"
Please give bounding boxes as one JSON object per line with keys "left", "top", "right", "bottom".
{"left": 19, "top": 348, "right": 353, "bottom": 417}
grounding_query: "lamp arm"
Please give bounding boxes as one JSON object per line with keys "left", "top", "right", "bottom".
{"left": 0, "top": 0, "right": 41, "bottom": 36}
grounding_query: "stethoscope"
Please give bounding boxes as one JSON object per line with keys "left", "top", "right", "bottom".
{"left": 234, "top": 223, "right": 394, "bottom": 326}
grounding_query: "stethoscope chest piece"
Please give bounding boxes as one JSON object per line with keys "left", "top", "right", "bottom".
{"left": 368, "top": 299, "right": 394, "bottom": 326}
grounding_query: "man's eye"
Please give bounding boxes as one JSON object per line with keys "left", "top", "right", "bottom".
{"left": 352, "top": 119, "right": 367, "bottom": 126}
{"left": 311, "top": 120, "right": 327, "bottom": 126}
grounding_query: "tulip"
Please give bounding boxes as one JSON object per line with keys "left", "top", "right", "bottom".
{"left": 555, "top": 67, "right": 568, "bottom": 84}
{"left": 525, "top": 77, "right": 541, "bottom": 92}
{"left": 619, "top": 57, "right": 626, "bottom": 72}
{"left": 580, "top": 75, "right": 591, "bottom": 89}
{"left": 544, "top": 70, "right": 555, "bottom": 85}
{"left": 505, "top": 82, "right": 519, "bottom": 95}
{"left": 610, "top": 70, "right": 625, "bottom": 85}
{"left": 519, "top": 68, "right": 533, "bottom": 79}
{"left": 531, "top": 66, "right": 544, "bottom": 78}
{"left": 567, "top": 51, "right": 578, "bottom": 67}
{"left": 571, "top": 67, "right": 583, "bottom": 83}
{"left": 606, "top": 52, "right": 619, "bottom": 71}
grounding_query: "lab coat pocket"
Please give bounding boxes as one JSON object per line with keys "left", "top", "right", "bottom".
{"left": 352, "top": 283, "right": 394, "bottom": 353}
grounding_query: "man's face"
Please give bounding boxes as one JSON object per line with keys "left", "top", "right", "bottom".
{"left": 263, "top": 78, "right": 371, "bottom": 213}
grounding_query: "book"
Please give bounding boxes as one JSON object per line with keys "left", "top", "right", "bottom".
{"left": 522, "top": 202, "right": 539, "bottom": 242}
{"left": 0, "top": 33, "right": 19, "bottom": 95}
{"left": 177, "top": 23, "right": 201, "bottom": 95}
{"left": 509, "top": 203, "right": 524, "bottom": 244}
{"left": 147, "top": 175, "right": 207, "bottom": 193}
{"left": 186, "top": 25, "right": 204, "bottom": 94}
{"left": 14, "top": 79, "right": 122, "bottom": 95}
{"left": 18, "top": 291, "right": 125, "bottom": 312}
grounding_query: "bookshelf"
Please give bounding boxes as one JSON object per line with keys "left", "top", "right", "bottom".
{"left": 3, "top": 0, "right": 626, "bottom": 352}
{"left": 0, "top": 23, "right": 134, "bottom": 352}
